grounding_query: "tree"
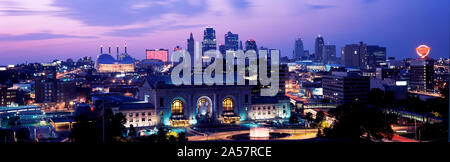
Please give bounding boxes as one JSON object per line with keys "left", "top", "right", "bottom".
{"left": 304, "top": 112, "right": 313, "bottom": 122}
{"left": 383, "top": 91, "right": 396, "bottom": 107}
{"left": 16, "top": 127, "right": 30, "bottom": 142}
{"left": 168, "top": 135, "right": 177, "bottom": 142}
{"left": 323, "top": 103, "right": 396, "bottom": 142}
{"left": 178, "top": 132, "right": 188, "bottom": 142}
{"left": 128, "top": 124, "right": 137, "bottom": 137}
{"left": 368, "top": 88, "right": 384, "bottom": 107}
{"left": 69, "top": 114, "right": 99, "bottom": 143}
{"left": 417, "top": 123, "right": 447, "bottom": 141}
{"left": 156, "top": 126, "right": 167, "bottom": 143}
{"left": 315, "top": 111, "right": 325, "bottom": 123}
{"left": 289, "top": 115, "right": 299, "bottom": 124}
{"left": 107, "top": 112, "right": 126, "bottom": 140}
{"left": 7, "top": 116, "right": 21, "bottom": 127}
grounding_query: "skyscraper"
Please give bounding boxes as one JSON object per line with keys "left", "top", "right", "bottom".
{"left": 322, "top": 71, "right": 370, "bottom": 103}
{"left": 367, "top": 45, "right": 387, "bottom": 68}
{"left": 187, "top": 32, "right": 195, "bottom": 66}
{"left": 202, "top": 26, "right": 216, "bottom": 53}
{"left": 341, "top": 42, "right": 367, "bottom": 69}
{"left": 322, "top": 45, "right": 336, "bottom": 64}
{"left": 245, "top": 39, "right": 258, "bottom": 53}
{"left": 225, "top": 31, "right": 239, "bottom": 51}
{"left": 293, "top": 38, "right": 305, "bottom": 61}
{"left": 314, "top": 35, "right": 325, "bottom": 62}
{"left": 239, "top": 41, "right": 243, "bottom": 50}
{"left": 410, "top": 58, "right": 434, "bottom": 93}
{"left": 219, "top": 44, "right": 226, "bottom": 55}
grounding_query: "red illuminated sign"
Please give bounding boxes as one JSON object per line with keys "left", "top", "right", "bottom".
{"left": 416, "top": 45, "right": 430, "bottom": 59}
{"left": 146, "top": 49, "right": 169, "bottom": 62}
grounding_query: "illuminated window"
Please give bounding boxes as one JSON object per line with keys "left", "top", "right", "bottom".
{"left": 223, "top": 98, "right": 234, "bottom": 111}
{"left": 171, "top": 100, "right": 184, "bottom": 114}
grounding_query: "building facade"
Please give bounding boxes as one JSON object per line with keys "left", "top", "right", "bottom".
{"left": 322, "top": 72, "right": 370, "bottom": 103}
{"left": 294, "top": 38, "right": 305, "bottom": 61}
{"left": 322, "top": 45, "right": 336, "bottom": 64}
{"left": 314, "top": 35, "right": 325, "bottom": 62}
{"left": 248, "top": 97, "right": 290, "bottom": 121}
{"left": 202, "top": 27, "right": 217, "bottom": 52}
{"left": 35, "top": 75, "right": 76, "bottom": 103}
{"left": 145, "top": 49, "right": 169, "bottom": 63}
{"left": 409, "top": 58, "right": 434, "bottom": 93}
{"left": 137, "top": 76, "right": 253, "bottom": 127}
{"left": 225, "top": 31, "right": 239, "bottom": 51}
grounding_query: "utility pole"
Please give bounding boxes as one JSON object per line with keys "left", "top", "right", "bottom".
{"left": 414, "top": 119, "right": 417, "bottom": 141}
{"left": 102, "top": 92, "right": 105, "bottom": 143}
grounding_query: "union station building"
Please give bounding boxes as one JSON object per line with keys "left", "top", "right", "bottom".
{"left": 137, "top": 75, "right": 254, "bottom": 127}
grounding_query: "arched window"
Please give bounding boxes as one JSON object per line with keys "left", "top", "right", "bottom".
{"left": 171, "top": 100, "right": 184, "bottom": 114}
{"left": 223, "top": 98, "right": 234, "bottom": 112}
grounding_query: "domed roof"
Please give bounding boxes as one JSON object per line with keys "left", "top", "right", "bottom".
{"left": 120, "top": 56, "right": 134, "bottom": 64}
{"left": 97, "top": 54, "right": 116, "bottom": 64}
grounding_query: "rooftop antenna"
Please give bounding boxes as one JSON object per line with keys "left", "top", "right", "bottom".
{"left": 108, "top": 46, "right": 111, "bottom": 54}
{"left": 100, "top": 45, "right": 103, "bottom": 54}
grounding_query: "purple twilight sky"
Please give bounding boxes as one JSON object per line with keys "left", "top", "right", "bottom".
{"left": 0, "top": 0, "right": 448, "bottom": 65}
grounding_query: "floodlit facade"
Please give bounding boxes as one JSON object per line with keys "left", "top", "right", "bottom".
{"left": 137, "top": 75, "right": 253, "bottom": 127}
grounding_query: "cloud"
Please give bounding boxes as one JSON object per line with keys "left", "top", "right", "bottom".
{"left": 229, "top": 0, "right": 252, "bottom": 9}
{"left": 307, "top": 4, "right": 334, "bottom": 10}
{"left": 363, "top": 0, "right": 378, "bottom": 3}
{"left": 50, "top": 0, "right": 208, "bottom": 26}
{"left": 104, "top": 27, "right": 157, "bottom": 37}
{"left": 0, "top": 9, "right": 62, "bottom": 16}
{"left": 104, "top": 24, "right": 206, "bottom": 37}
{"left": 0, "top": 33, "right": 97, "bottom": 41}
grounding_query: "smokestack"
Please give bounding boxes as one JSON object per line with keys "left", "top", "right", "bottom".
{"left": 100, "top": 45, "right": 103, "bottom": 54}
{"left": 116, "top": 45, "right": 119, "bottom": 61}
{"left": 124, "top": 43, "right": 127, "bottom": 53}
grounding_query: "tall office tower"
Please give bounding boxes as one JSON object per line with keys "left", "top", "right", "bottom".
{"left": 293, "top": 38, "right": 305, "bottom": 61}
{"left": 359, "top": 42, "right": 368, "bottom": 69}
{"left": 225, "top": 31, "right": 239, "bottom": 51}
{"left": 187, "top": 32, "right": 195, "bottom": 67}
{"left": 251, "top": 48, "right": 284, "bottom": 96}
{"left": 341, "top": 42, "right": 367, "bottom": 69}
{"left": 410, "top": 58, "right": 434, "bottom": 93}
{"left": 314, "top": 35, "right": 325, "bottom": 62}
{"left": 367, "top": 45, "right": 387, "bottom": 68}
{"left": 202, "top": 26, "right": 216, "bottom": 53}
{"left": 219, "top": 44, "right": 226, "bottom": 55}
{"left": 322, "top": 71, "right": 370, "bottom": 103}
{"left": 245, "top": 39, "right": 258, "bottom": 52}
{"left": 322, "top": 45, "right": 336, "bottom": 64}
{"left": 239, "top": 41, "right": 243, "bottom": 50}
{"left": 304, "top": 50, "right": 310, "bottom": 59}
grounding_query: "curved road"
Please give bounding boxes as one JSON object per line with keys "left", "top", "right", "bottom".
{"left": 188, "top": 129, "right": 318, "bottom": 141}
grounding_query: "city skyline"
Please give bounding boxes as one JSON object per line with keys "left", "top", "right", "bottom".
{"left": 0, "top": 0, "right": 449, "bottom": 66}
